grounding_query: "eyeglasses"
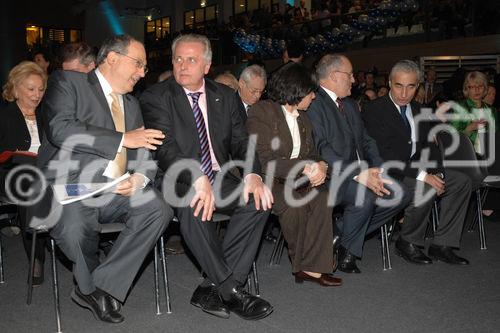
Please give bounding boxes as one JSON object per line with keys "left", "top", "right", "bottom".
{"left": 467, "top": 85, "right": 485, "bottom": 91}
{"left": 245, "top": 82, "right": 265, "bottom": 96}
{"left": 333, "top": 70, "right": 354, "bottom": 78}
{"left": 116, "top": 52, "right": 149, "bottom": 74}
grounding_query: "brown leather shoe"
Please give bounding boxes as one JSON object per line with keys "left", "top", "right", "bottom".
{"left": 294, "top": 271, "right": 342, "bottom": 287}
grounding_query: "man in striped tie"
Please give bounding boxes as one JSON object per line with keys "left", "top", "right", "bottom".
{"left": 141, "top": 34, "right": 274, "bottom": 320}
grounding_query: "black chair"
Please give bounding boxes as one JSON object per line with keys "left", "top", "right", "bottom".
{"left": 26, "top": 224, "right": 171, "bottom": 333}
{"left": 0, "top": 200, "right": 19, "bottom": 284}
{"left": 435, "top": 130, "right": 497, "bottom": 250}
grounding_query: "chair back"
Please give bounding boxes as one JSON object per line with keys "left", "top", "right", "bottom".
{"left": 435, "top": 131, "right": 487, "bottom": 185}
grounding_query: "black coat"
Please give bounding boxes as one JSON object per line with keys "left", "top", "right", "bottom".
{"left": 0, "top": 102, "right": 43, "bottom": 153}
{"left": 362, "top": 94, "right": 443, "bottom": 181}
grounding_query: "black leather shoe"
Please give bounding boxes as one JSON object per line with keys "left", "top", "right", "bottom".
{"left": 71, "top": 287, "right": 124, "bottom": 323}
{"left": 109, "top": 296, "right": 121, "bottom": 313}
{"left": 428, "top": 245, "right": 469, "bottom": 265}
{"left": 190, "top": 284, "right": 230, "bottom": 319}
{"left": 222, "top": 287, "right": 273, "bottom": 320}
{"left": 395, "top": 238, "right": 432, "bottom": 264}
{"left": 338, "top": 246, "right": 361, "bottom": 273}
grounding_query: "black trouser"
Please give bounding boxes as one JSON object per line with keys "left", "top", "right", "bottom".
{"left": 337, "top": 179, "right": 410, "bottom": 258}
{"left": 401, "top": 169, "right": 471, "bottom": 248}
{"left": 174, "top": 174, "right": 269, "bottom": 287}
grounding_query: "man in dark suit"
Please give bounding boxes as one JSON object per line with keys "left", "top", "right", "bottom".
{"left": 33, "top": 35, "right": 172, "bottom": 323}
{"left": 140, "top": 34, "right": 274, "bottom": 320}
{"left": 308, "top": 54, "right": 410, "bottom": 274}
{"left": 362, "top": 60, "right": 471, "bottom": 265}
{"left": 236, "top": 64, "right": 266, "bottom": 122}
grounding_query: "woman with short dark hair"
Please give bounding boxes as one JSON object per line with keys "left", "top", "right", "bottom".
{"left": 247, "top": 62, "right": 341, "bottom": 287}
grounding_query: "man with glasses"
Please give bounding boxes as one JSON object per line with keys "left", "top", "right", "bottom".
{"left": 32, "top": 34, "right": 171, "bottom": 323}
{"left": 236, "top": 64, "right": 267, "bottom": 122}
{"left": 308, "top": 54, "right": 410, "bottom": 274}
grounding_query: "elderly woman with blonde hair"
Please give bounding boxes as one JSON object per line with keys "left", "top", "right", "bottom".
{"left": 1, "top": 60, "right": 47, "bottom": 285}
{"left": 451, "top": 70, "right": 500, "bottom": 221}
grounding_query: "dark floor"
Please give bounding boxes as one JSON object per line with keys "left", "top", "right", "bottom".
{"left": 1, "top": 220, "right": 499, "bottom": 333}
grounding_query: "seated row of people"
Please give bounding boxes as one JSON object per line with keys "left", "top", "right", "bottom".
{"left": 0, "top": 33, "right": 492, "bottom": 326}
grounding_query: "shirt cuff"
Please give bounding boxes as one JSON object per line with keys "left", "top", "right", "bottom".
{"left": 134, "top": 173, "right": 150, "bottom": 189}
{"left": 416, "top": 170, "right": 428, "bottom": 181}
{"left": 244, "top": 173, "right": 262, "bottom": 183}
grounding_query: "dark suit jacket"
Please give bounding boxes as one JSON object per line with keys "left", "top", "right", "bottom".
{"left": 0, "top": 102, "right": 43, "bottom": 153}
{"left": 362, "top": 94, "right": 443, "bottom": 181}
{"left": 246, "top": 100, "right": 323, "bottom": 214}
{"left": 307, "top": 87, "right": 383, "bottom": 182}
{"left": 37, "top": 70, "right": 155, "bottom": 184}
{"left": 140, "top": 77, "right": 260, "bottom": 188}
{"left": 235, "top": 92, "right": 248, "bottom": 123}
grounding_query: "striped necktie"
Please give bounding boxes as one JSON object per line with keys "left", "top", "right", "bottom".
{"left": 188, "top": 92, "right": 215, "bottom": 183}
{"left": 109, "top": 93, "right": 127, "bottom": 178}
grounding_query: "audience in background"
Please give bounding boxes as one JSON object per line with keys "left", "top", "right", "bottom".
{"left": 58, "top": 42, "right": 96, "bottom": 73}
{"left": 214, "top": 71, "right": 239, "bottom": 90}
{"left": 484, "top": 83, "right": 496, "bottom": 107}
{"left": 32, "top": 49, "right": 52, "bottom": 75}
{"left": 158, "top": 70, "right": 173, "bottom": 83}
{"left": 236, "top": 64, "right": 267, "bottom": 122}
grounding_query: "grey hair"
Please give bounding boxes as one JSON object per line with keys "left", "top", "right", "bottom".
{"left": 389, "top": 60, "right": 422, "bottom": 82}
{"left": 96, "top": 34, "right": 138, "bottom": 65}
{"left": 240, "top": 65, "right": 267, "bottom": 85}
{"left": 315, "top": 54, "right": 347, "bottom": 80}
{"left": 171, "top": 34, "right": 212, "bottom": 63}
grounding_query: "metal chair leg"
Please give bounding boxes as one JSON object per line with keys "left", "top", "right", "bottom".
{"left": 0, "top": 233, "right": 4, "bottom": 284}
{"left": 246, "top": 275, "right": 252, "bottom": 294}
{"left": 153, "top": 243, "right": 161, "bottom": 315}
{"left": 475, "top": 189, "right": 487, "bottom": 250}
{"left": 268, "top": 231, "right": 282, "bottom": 266}
{"left": 432, "top": 201, "right": 439, "bottom": 232}
{"left": 380, "top": 224, "right": 391, "bottom": 270}
{"left": 469, "top": 188, "right": 488, "bottom": 232}
{"left": 159, "top": 236, "right": 171, "bottom": 314}
{"left": 27, "top": 230, "right": 37, "bottom": 305}
{"left": 276, "top": 233, "right": 286, "bottom": 264}
{"left": 49, "top": 238, "right": 62, "bottom": 333}
{"left": 252, "top": 261, "right": 260, "bottom": 296}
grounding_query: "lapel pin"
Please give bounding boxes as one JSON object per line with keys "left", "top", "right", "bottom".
{"left": 215, "top": 98, "right": 220, "bottom": 102}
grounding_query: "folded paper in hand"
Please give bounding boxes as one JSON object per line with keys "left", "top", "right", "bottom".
{"left": 52, "top": 172, "right": 130, "bottom": 205}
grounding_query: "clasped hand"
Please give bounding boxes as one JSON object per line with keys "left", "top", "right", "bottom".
{"left": 303, "top": 161, "right": 327, "bottom": 187}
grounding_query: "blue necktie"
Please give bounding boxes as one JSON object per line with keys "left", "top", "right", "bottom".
{"left": 400, "top": 104, "right": 410, "bottom": 132}
{"left": 188, "top": 92, "right": 215, "bottom": 183}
